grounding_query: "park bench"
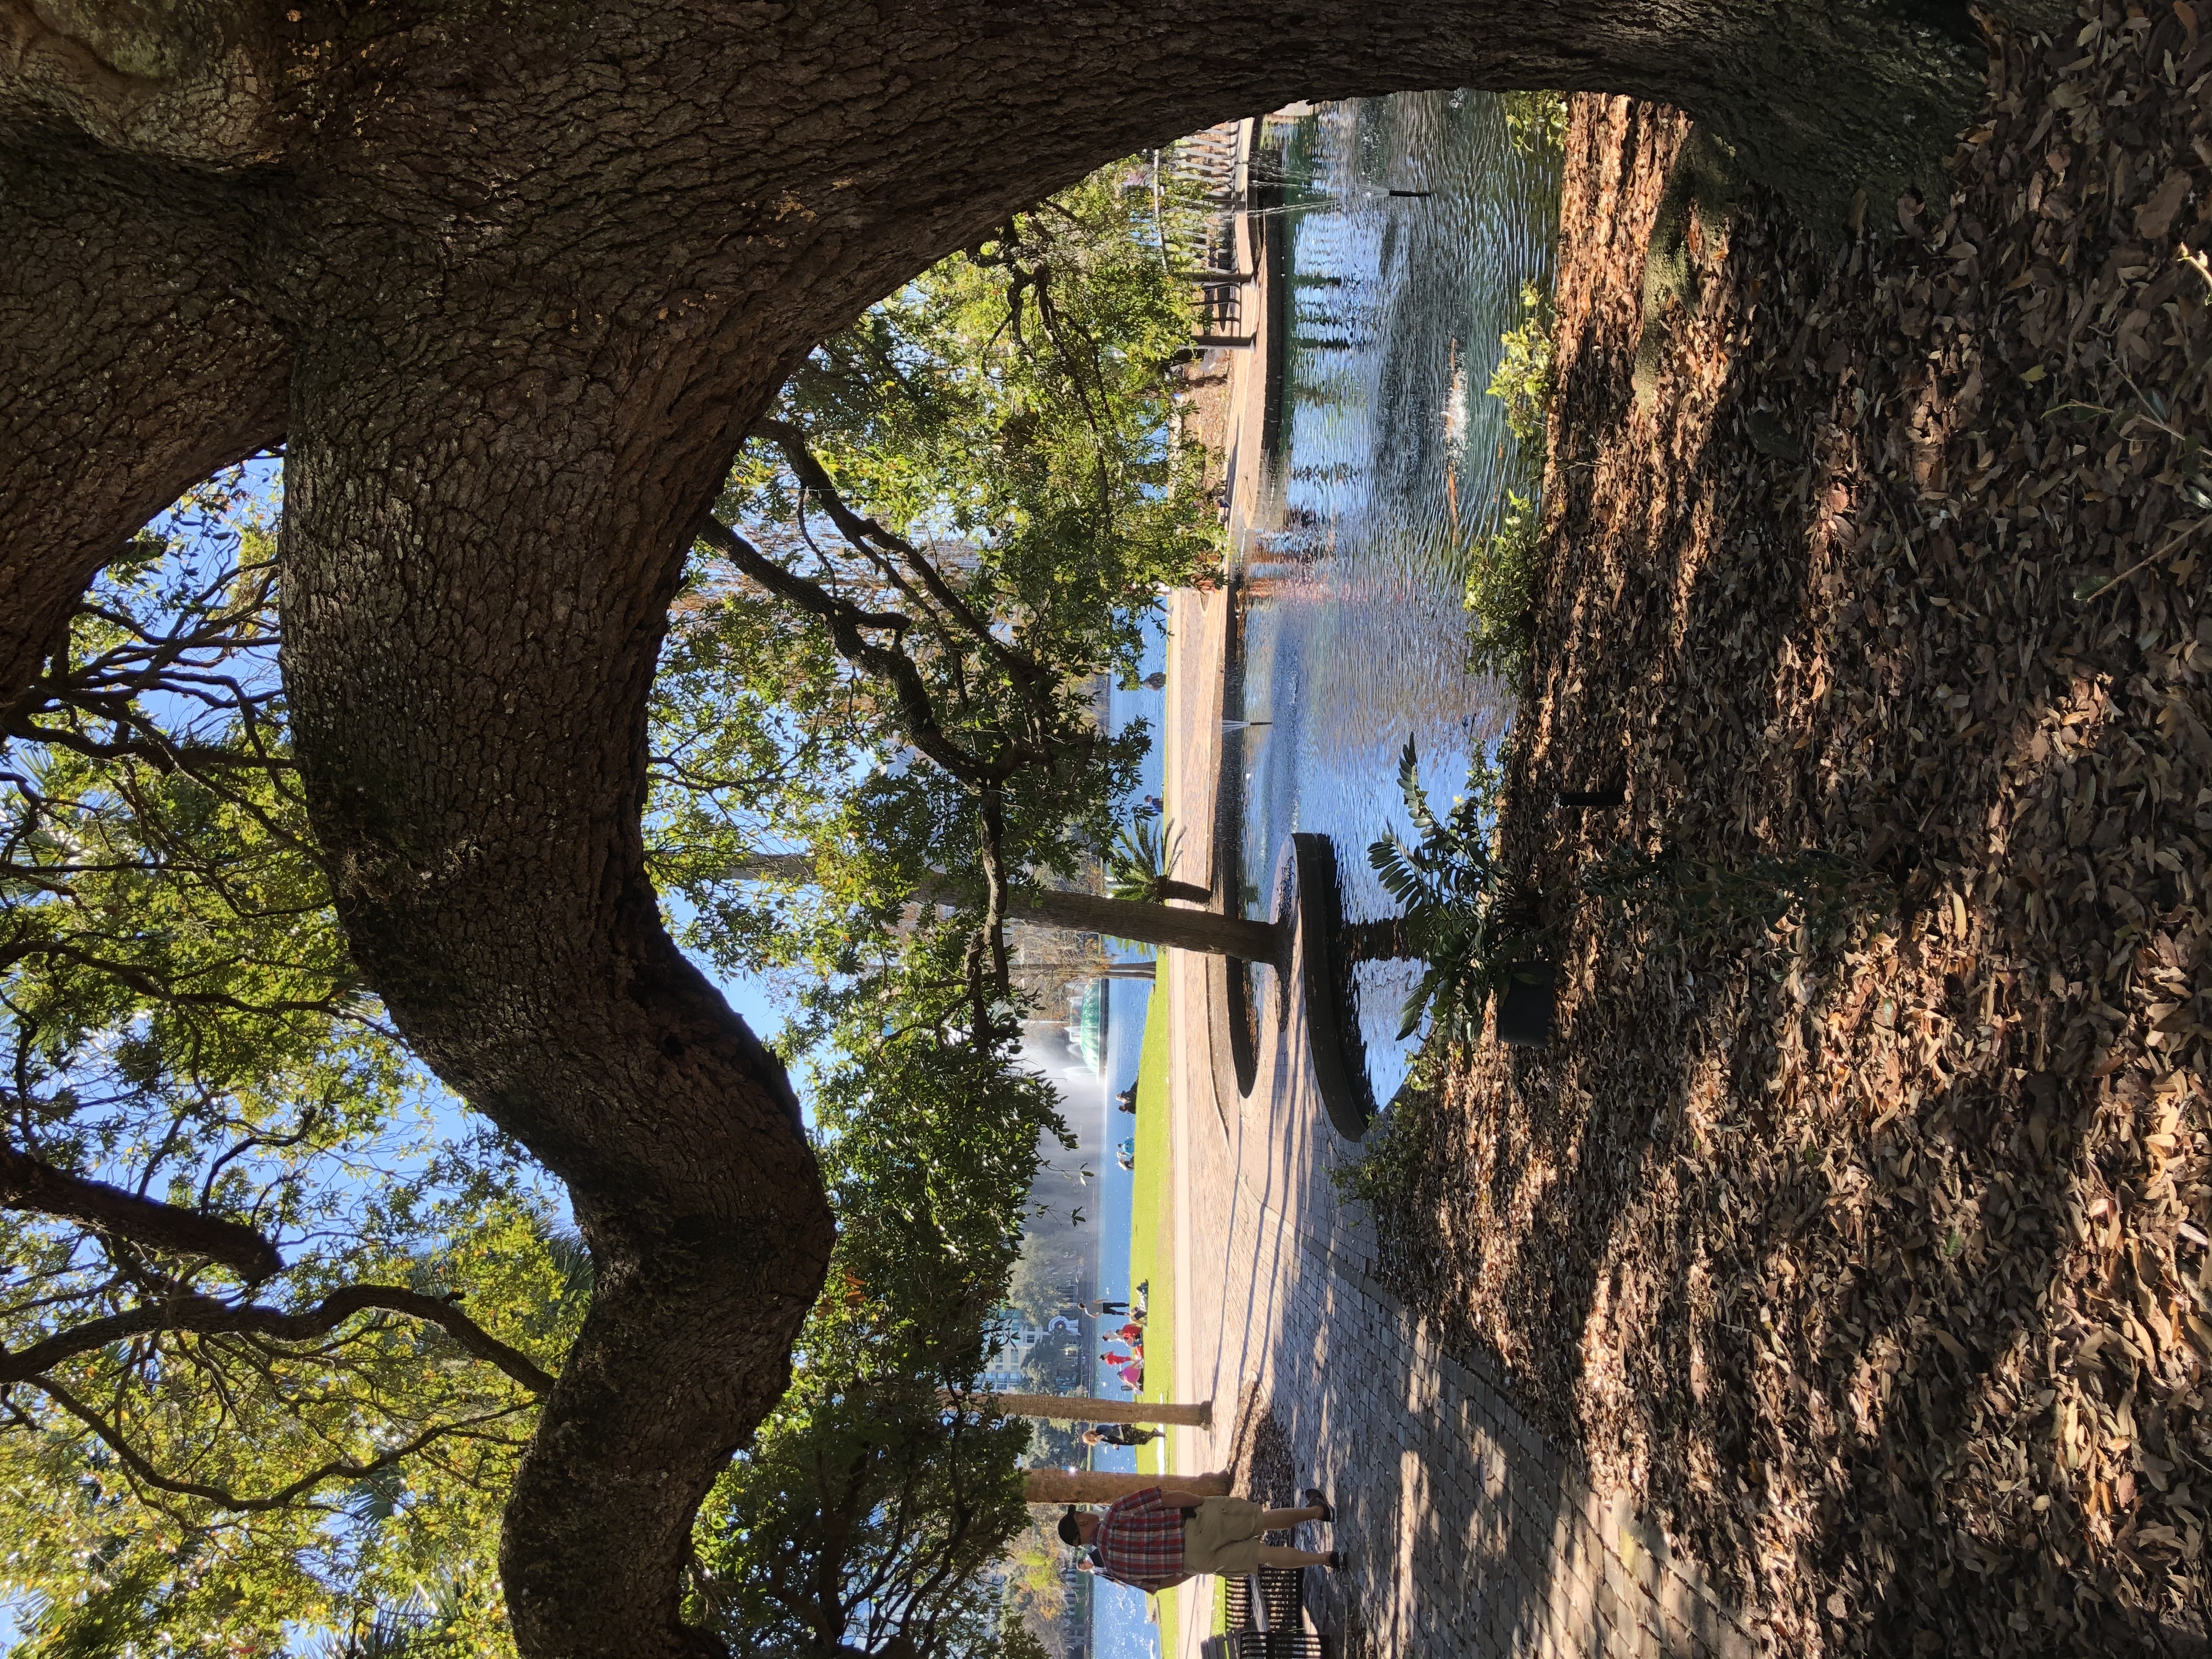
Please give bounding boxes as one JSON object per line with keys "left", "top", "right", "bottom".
{"left": 1198, "top": 1566, "right": 1322, "bottom": 1658}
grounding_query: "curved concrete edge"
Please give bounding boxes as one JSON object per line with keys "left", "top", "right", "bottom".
{"left": 1184, "top": 582, "right": 1242, "bottom": 1137}
{"left": 1203, "top": 951, "right": 1258, "bottom": 1121}
{"left": 1204, "top": 592, "right": 1261, "bottom": 1119}
{"left": 1288, "top": 833, "right": 1373, "bottom": 1142}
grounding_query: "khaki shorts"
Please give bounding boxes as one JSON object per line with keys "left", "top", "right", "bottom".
{"left": 1179, "top": 1496, "right": 1268, "bottom": 1577}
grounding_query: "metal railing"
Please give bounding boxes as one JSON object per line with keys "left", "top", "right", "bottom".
{"left": 1154, "top": 121, "right": 1250, "bottom": 330}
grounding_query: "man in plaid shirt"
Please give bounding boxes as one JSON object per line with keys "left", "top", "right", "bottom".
{"left": 1059, "top": 1485, "right": 1342, "bottom": 1590}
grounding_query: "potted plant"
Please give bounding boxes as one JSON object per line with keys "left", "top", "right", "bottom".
{"left": 1492, "top": 960, "right": 1556, "bottom": 1047}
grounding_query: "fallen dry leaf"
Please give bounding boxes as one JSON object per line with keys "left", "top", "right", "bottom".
{"left": 2135, "top": 168, "right": 2194, "bottom": 240}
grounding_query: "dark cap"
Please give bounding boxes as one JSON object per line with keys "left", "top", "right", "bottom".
{"left": 1057, "top": 1505, "right": 1082, "bottom": 1546}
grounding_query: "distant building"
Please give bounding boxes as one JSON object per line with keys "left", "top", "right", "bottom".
{"left": 978, "top": 1310, "right": 1046, "bottom": 1391}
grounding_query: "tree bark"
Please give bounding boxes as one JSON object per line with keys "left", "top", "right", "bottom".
{"left": 1024, "top": 1469, "right": 1233, "bottom": 1504}
{"left": 280, "top": 311, "right": 831, "bottom": 1659}
{"left": 0, "top": 130, "right": 287, "bottom": 710}
{"left": 980, "top": 1392, "right": 1212, "bottom": 1427}
{"left": 0, "top": 3, "right": 2052, "bottom": 1655}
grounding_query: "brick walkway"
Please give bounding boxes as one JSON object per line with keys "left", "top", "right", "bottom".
{"left": 1155, "top": 592, "right": 1760, "bottom": 1659}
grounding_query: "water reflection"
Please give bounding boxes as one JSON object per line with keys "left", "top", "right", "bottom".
{"left": 1231, "top": 92, "right": 1559, "bottom": 1110}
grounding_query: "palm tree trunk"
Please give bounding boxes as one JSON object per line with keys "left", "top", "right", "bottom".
{"left": 1024, "top": 1469, "right": 1231, "bottom": 1503}
{"left": 1002, "top": 887, "right": 1281, "bottom": 963}
{"left": 732, "top": 853, "right": 1283, "bottom": 963}
{"left": 981, "top": 1392, "right": 1211, "bottom": 1427}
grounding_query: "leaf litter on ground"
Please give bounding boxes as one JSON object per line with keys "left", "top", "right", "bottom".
{"left": 1377, "top": 10, "right": 2212, "bottom": 1655}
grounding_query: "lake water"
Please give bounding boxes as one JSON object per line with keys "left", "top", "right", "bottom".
{"left": 1228, "top": 92, "right": 1559, "bottom": 1113}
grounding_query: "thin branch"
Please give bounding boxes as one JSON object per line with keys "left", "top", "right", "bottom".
{"left": 26, "top": 1373, "right": 529, "bottom": 1513}
{"left": 0, "top": 940, "right": 352, "bottom": 1020}
{"left": 975, "top": 787, "right": 1011, "bottom": 1003}
{"left": 753, "top": 418, "right": 1054, "bottom": 707}
{"left": 1, "top": 720, "right": 296, "bottom": 775}
{"left": 198, "top": 1111, "right": 322, "bottom": 1211}
{"left": 692, "top": 515, "right": 1031, "bottom": 788}
{"left": 0, "top": 1282, "right": 558, "bottom": 1394}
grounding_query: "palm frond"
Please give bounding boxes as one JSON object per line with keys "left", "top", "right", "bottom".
{"left": 1365, "top": 731, "right": 1535, "bottom": 1049}
{"left": 1102, "top": 815, "right": 1186, "bottom": 903}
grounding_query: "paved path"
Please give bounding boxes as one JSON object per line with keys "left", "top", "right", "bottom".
{"left": 1153, "top": 591, "right": 1760, "bottom": 1659}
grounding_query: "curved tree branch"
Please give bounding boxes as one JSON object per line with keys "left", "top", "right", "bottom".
{"left": 752, "top": 417, "right": 1054, "bottom": 716}
{"left": 693, "top": 514, "right": 1036, "bottom": 788}
{"left": 0, "top": 939, "right": 351, "bottom": 1018}
{"left": 0, "top": 1145, "right": 282, "bottom": 1284}
{"left": 0, "top": 1280, "right": 558, "bottom": 1395}
{"left": 0, "top": 129, "right": 286, "bottom": 710}
{"left": 26, "top": 1372, "right": 531, "bottom": 1514}
{"left": 3, "top": 720, "right": 297, "bottom": 774}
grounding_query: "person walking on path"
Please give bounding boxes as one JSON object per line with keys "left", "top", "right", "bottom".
{"left": 1060, "top": 1486, "right": 1341, "bottom": 1589}
{"left": 1081, "top": 1298, "right": 1130, "bottom": 1318}
{"left": 1082, "top": 1424, "right": 1160, "bottom": 1448}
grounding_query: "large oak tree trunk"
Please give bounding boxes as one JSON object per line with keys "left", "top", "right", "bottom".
{"left": 0, "top": 133, "right": 287, "bottom": 708}
{"left": 0, "top": 2, "right": 2050, "bottom": 1654}
{"left": 280, "top": 309, "right": 830, "bottom": 1656}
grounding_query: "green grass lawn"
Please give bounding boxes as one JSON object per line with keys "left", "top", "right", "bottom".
{"left": 1124, "top": 974, "right": 1177, "bottom": 1658}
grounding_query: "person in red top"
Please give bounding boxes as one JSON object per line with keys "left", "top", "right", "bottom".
{"left": 1058, "top": 1485, "right": 1341, "bottom": 1590}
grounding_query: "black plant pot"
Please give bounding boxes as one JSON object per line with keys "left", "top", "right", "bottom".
{"left": 1494, "top": 963, "right": 1557, "bottom": 1048}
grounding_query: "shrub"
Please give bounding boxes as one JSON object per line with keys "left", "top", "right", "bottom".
{"left": 1328, "top": 1070, "right": 1460, "bottom": 1307}
{"left": 1462, "top": 489, "right": 1539, "bottom": 685}
{"left": 1487, "top": 280, "right": 1555, "bottom": 449}
{"left": 1499, "top": 89, "right": 1568, "bottom": 158}
{"left": 1330, "top": 1074, "right": 1440, "bottom": 1224}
